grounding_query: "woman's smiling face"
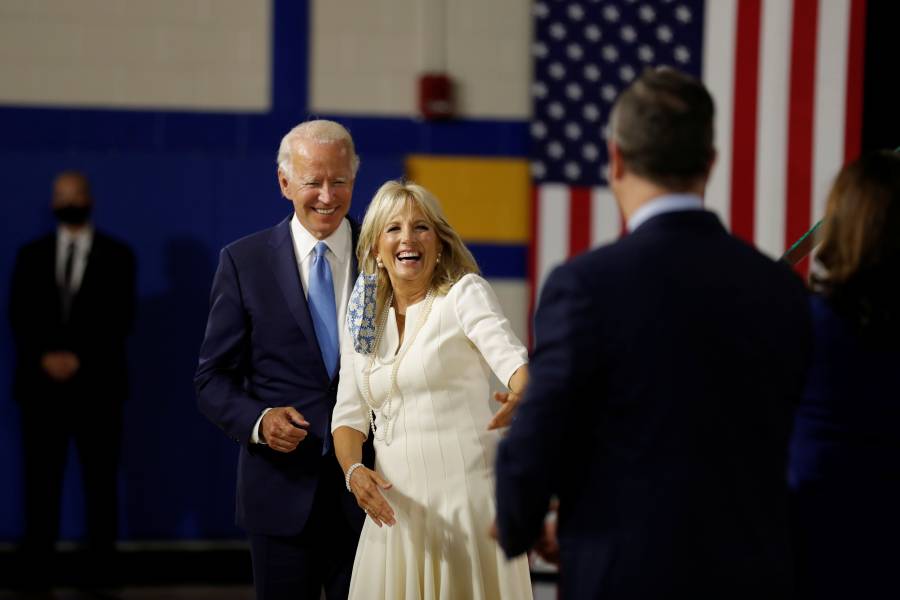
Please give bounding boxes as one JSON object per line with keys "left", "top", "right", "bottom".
{"left": 375, "top": 201, "right": 441, "bottom": 291}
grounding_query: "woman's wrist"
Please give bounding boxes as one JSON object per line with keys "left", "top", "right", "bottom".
{"left": 345, "top": 462, "right": 365, "bottom": 492}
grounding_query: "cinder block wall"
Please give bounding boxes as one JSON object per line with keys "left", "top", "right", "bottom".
{"left": 310, "top": 0, "right": 532, "bottom": 118}
{"left": 0, "top": 0, "right": 271, "bottom": 110}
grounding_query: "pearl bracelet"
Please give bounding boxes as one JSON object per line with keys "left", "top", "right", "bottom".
{"left": 345, "top": 462, "right": 365, "bottom": 492}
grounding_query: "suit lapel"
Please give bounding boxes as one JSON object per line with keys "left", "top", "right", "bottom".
{"left": 349, "top": 218, "right": 361, "bottom": 279}
{"left": 78, "top": 233, "right": 101, "bottom": 298}
{"left": 268, "top": 218, "right": 324, "bottom": 373}
{"left": 43, "top": 235, "right": 65, "bottom": 319}
{"left": 271, "top": 216, "right": 361, "bottom": 382}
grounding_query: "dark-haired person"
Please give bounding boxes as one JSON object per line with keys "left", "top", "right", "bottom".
{"left": 9, "top": 171, "right": 135, "bottom": 581}
{"left": 495, "top": 67, "right": 812, "bottom": 599}
{"left": 788, "top": 151, "right": 900, "bottom": 600}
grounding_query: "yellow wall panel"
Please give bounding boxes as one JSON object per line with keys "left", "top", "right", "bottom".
{"left": 405, "top": 155, "right": 530, "bottom": 243}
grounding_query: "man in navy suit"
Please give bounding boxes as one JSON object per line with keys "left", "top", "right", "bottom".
{"left": 196, "top": 120, "right": 371, "bottom": 600}
{"left": 495, "top": 68, "right": 812, "bottom": 599}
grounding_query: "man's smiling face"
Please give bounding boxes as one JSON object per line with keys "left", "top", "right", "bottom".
{"left": 279, "top": 138, "right": 354, "bottom": 239}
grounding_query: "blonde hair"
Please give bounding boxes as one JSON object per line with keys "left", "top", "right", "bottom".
{"left": 276, "top": 119, "right": 360, "bottom": 180}
{"left": 357, "top": 180, "right": 480, "bottom": 315}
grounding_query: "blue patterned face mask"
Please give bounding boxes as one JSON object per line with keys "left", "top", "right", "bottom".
{"left": 347, "top": 272, "right": 378, "bottom": 354}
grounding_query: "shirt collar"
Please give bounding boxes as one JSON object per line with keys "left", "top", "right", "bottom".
{"left": 57, "top": 224, "right": 94, "bottom": 249}
{"left": 627, "top": 193, "right": 704, "bottom": 232}
{"left": 290, "top": 214, "right": 350, "bottom": 262}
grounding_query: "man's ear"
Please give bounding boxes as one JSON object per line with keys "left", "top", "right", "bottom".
{"left": 607, "top": 141, "right": 625, "bottom": 182}
{"left": 277, "top": 168, "right": 290, "bottom": 198}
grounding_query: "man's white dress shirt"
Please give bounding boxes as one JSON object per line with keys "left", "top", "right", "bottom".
{"left": 56, "top": 225, "right": 94, "bottom": 293}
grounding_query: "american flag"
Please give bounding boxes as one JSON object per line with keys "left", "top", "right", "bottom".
{"left": 529, "top": 0, "right": 866, "bottom": 311}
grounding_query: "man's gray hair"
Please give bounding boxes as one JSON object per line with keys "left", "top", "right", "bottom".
{"left": 277, "top": 120, "right": 360, "bottom": 180}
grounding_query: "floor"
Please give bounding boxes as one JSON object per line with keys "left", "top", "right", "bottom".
{"left": 0, "top": 545, "right": 559, "bottom": 599}
{"left": 0, "top": 589, "right": 252, "bottom": 600}
{"left": 0, "top": 586, "right": 253, "bottom": 600}
{"left": 0, "top": 583, "right": 557, "bottom": 600}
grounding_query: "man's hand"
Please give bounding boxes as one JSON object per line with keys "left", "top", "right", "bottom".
{"left": 487, "top": 390, "right": 521, "bottom": 430}
{"left": 260, "top": 407, "right": 310, "bottom": 453}
{"left": 534, "top": 501, "right": 560, "bottom": 565}
{"left": 534, "top": 518, "right": 560, "bottom": 565}
{"left": 41, "top": 351, "right": 80, "bottom": 382}
{"left": 349, "top": 467, "right": 395, "bottom": 528}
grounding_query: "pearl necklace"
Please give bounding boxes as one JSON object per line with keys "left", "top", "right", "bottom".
{"left": 361, "top": 288, "right": 436, "bottom": 445}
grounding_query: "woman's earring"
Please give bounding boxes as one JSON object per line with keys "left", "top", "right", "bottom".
{"left": 436, "top": 253, "right": 441, "bottom": 265}
{"left": 376, "top": 257, "right": 384, "bottom": 269}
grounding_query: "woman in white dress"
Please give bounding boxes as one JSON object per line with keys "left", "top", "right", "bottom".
{"left": 332, "top": 180, "right": 533, "bottom": 599}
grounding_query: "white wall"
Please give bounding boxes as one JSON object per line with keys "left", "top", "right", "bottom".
{"left": 491, "top": 279, "right": 530, "bottom": 348}
{"left": 0, "top": 0, "right": 271, "bottom": 111}
{"left": 310, "top": 0, "right": 532, "bottom": 118}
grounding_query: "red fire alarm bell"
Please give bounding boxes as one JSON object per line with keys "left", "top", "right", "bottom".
{"left": 418, "top": 73, "right": 454, "bottom": 120}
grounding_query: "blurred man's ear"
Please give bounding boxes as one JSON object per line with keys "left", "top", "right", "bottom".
{"left": 607, "top": 141, "right": 625, "bottom": 182}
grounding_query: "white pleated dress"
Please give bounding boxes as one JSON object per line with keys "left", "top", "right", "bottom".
{"left": 332, "top": 274, "right": 533, "bottom": 600}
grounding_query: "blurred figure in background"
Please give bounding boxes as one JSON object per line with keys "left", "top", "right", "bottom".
{"left": 788, "top": 150, "right": 900, "bottom": 599}
{"left": 9, "top": 170, "right": 136, "bottom": 581}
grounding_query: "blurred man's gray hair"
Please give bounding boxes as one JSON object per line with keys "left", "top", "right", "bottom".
{"left": 609, "top": 67, "right": 715, "bottom": 191}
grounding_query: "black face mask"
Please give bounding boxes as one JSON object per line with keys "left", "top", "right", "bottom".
{"left": 53, "top": 204, "right": 92, "bottom": 225}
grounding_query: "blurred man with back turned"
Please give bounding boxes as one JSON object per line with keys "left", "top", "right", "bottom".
{"left": 195, "top": 120, "right": 372, "bottom": 600}
{"left": 495, "top": 68, "right": 812, "bottom": 599}
{"left": 9, "top": 170, "right": 136, "bottom": 582}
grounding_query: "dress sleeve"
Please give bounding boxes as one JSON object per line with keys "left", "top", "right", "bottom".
{"left": 452, "top": 274, "right": 528, "bottom": 388}
{"left": 332, "top": 322, "right": 370, "bottom": 437}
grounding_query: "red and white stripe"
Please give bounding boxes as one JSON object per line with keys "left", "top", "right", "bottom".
{"left": 530, "top": 0, "right": 866, "bottom": 316}
{"left": 703, "top": 0, "right": 866, "bottom": 259}
{"left": 529, "top": 184, "right": 622, "bottom": 320}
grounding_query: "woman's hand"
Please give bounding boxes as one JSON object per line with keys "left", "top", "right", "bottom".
{"left": 487, "top": 390, "right": 521, "bottom": 430}
{"left": 488, "top": 364, "right": 528, "bottom": 430}
{"left": 349, "top": 467, "right": 396, "bottom": 527}
{"left": 334, "top": 426, "right": 394, "bottom": 525}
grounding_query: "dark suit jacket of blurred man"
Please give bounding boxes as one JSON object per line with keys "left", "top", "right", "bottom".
{"left": 495, "top": 68, "right": 812, "bottom": 599}
{"left": 10, "top": 216, "right": 135, "bottom": 559}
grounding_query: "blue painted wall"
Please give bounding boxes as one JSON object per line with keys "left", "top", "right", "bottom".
{"left": 0, "top": 0, "right": 528, "bottom": 541}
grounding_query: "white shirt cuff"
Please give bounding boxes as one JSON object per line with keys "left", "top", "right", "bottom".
{"left": 251, "top": 407, "right": 273, "bottom": 444}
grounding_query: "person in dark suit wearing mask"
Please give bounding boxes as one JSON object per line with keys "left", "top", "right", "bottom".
{"left": 494, "top": 67, "right": 812, "bottom": 599}
{"left": 195, "top": 120, "right": 372, "bottom": 600}
{"left": 9, "top": 170, "right": 136, "bottom": 579}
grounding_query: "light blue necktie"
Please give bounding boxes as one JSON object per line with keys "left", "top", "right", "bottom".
{"left": 308, "top": 241, "right": 339, "bottom": 380}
